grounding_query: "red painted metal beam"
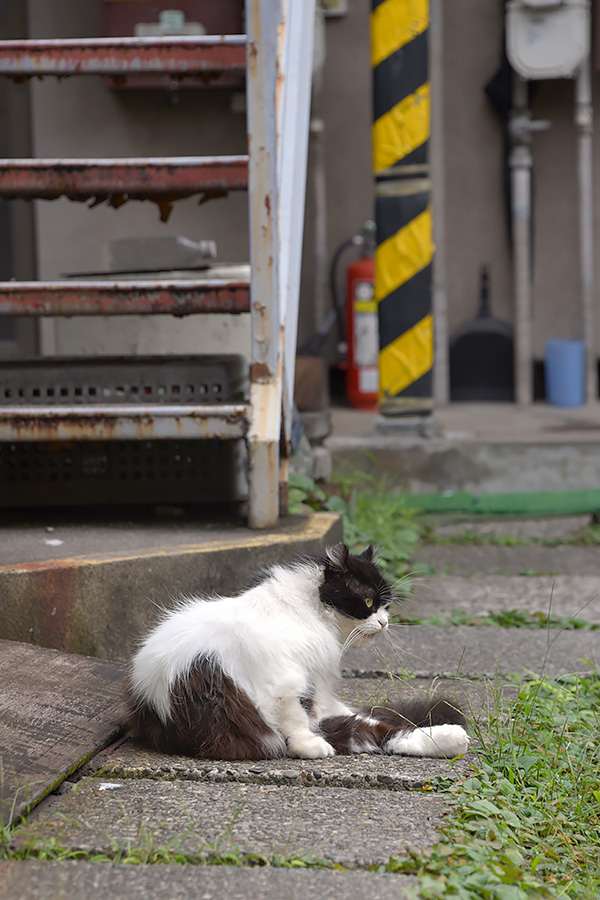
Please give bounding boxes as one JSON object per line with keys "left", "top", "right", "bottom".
{"left": 0, "top": 36, "right": 247, "bottom": 77}
{"left": 0, "top": 280, "right": 250, "bottom": 316}
{"left": 0, "top": 157, "right": 248, "bottom": 200}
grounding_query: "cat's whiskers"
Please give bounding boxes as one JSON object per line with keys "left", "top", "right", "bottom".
{"left": 340, "top": 616, "right": 389, "bottom": 658}
{"left": 340, "top": 627, "right": 362, "bottom": 656}
{"left": 341, "top": 624, "right": 370, "bottom": 656}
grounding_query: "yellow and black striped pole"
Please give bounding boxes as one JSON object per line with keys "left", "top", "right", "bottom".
{"left": 372, "top": 0, "right": 434, "bottom": 415}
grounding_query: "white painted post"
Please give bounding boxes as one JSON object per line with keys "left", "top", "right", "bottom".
{"left": 246, "top": 0, "right": 284, "bottom": 528}
{"left": 278, "top": 0, "right": 316, "bottom": 460}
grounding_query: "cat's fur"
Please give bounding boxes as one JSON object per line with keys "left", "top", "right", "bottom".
{"left": 126, "top": 543, "right": 469, "bottom": 760}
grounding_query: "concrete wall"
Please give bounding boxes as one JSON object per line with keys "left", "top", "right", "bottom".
{"left": 442, "top": 1, "right": 600, "bottom": 359}
{"left": 298, "top": 0, "right": 374, "bottom": 352}
{"left": 442, "top": 2, "right": 512, "bottom": 338}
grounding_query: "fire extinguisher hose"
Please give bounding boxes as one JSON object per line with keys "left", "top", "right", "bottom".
{"left": 298, "top": 234, "right": 364, "bottom": 357}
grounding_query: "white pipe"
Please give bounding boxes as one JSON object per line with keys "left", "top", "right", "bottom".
{"left": 575, "top": 53, "right": 596, "bottom": 403}
{"left": 510, "top": 76, "right": 534, "bottom": 406}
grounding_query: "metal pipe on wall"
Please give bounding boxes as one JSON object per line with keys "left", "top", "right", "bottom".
{"left": 575, "top": 52, "right": 596, "bottom": 403}
{"left": 509, "top": 76, "right": 534, "bottom": 407}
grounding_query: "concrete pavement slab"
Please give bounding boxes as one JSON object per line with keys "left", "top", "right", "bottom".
{"left": 0, "top": 861, "right": 418, "bottom": 900}
{"left": 429, "top": 515, "right": 591, "bottom": 540}
{"left": 16, "top": 779, "right": 447, "bottom": 867}
{"left": 0, "top": 640, "right": 124, "bottom": 825}
{"left": 415, "top": 544, "right": 600, "bottom": 577}
{"left": 340, "top": 674, "right": 512, "bottom": 720}
{"left": 344, "top": 625, "right": 600, "bottom": 678}
{"left": 405, "top": 575, "right": 600, "bottom": 622}
{"left": 81, "top": 738, "right": 471, "bottom": 792}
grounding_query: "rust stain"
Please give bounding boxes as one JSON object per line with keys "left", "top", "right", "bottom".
{"left": 31, "top": 563, "right": 79, "bottom": 653}
{"left": 0, "top": 39, "right": 246, "bottom": 77}
{"left": 250, "top": 362, "right": 272, "bottom": 381}
{"left": 265, "top": 194, "right": 271, "bottom": 216}
{"left": 0, "top": 281, "right": 250, "bottom": 317}
{"left": 0, "top": 405, "right": 249, "bottom": 442}
{"left": 0, "top": 159, "right": 248, "bottom": 219}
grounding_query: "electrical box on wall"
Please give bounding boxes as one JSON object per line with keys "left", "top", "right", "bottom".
{"left": 102, "top": 1, "right": 245, "bottom": 89}
{"left": 506, "top": 0, "right": 590, "bottom": 79}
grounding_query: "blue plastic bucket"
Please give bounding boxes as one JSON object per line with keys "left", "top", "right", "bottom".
{"left": 545, "top": 339, "right": 585, "bottom": 407}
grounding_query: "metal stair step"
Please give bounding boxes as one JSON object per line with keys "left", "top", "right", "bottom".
{"left": 0, "top": 156, "right": 248, "bottom": 200}
{"left": 0, "top": 404, "right": 249, "bottom": 442}
{"left": 0, "top": 279, "right": 250, "bottom": 316}
{"left": 0, "top": 35, "right": 247, "bottom": 78}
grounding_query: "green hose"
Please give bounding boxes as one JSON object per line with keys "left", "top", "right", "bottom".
{"left": 406, "top": 489, "right": 600, "bottom": 517}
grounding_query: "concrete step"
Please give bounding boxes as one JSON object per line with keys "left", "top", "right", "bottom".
{"left": 0, "top": 511, "right": 342, "bottom": 661}
{"left": 82, "top": 732, "right": 472, "bottom": 794}
{"left": 415, "top": 543, "right": 600, "bottom": 576}
{"left": 0, "top": 861, "right": 418, "bottom": 900}
{"left": 429, "top": 515, "right": 591, "bottom": 540}
{"left": 327, "top": 404, "right": 600, "bottom": 494}
{"left": 344, "top": 624, "right": 600, "bottom": 678}
{"left": 405, "top": 575, "right": 600, "bottom": 623}
{"left": 14, "top": 778, "right": 446, "bottom": 869}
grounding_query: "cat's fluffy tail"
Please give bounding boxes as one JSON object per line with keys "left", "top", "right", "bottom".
{"left": 319, "top": 696, "right": 469, "bottom": 758}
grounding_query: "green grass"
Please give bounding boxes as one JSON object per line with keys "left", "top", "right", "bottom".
{"left": 288, "top": 471, "right": 423, "bottom": 583}
{"left": 382, "top": 671, "right": 600, "bottom": 899}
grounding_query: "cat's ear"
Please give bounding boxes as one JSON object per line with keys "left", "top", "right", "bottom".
{"left": 360, "top": 544, "right": 375, "bottom": 562}
{"left": 325, "top": 542, "right": 350, "bottom": 571}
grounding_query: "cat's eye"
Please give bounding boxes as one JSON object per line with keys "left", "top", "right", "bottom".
{"left": 365, "top": 597, "right": 374, "bottom": 608}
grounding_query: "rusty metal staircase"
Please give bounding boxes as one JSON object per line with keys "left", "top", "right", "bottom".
{"left": 0, "top": 2, "right": 315, "bottom": 528}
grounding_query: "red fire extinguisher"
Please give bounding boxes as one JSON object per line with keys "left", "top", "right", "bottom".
{"left": 344, "top": 222, "right": 378, "bottom": 409}
{"left": 301, "top": 222, "right": 378, "bottom": 409}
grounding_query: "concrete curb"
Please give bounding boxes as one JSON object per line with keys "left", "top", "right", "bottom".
{"left": 328, "top": 436, "right": 600, "bottom": 494}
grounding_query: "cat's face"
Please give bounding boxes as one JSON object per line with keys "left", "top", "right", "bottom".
{"left": 319, "top": 543, "right": 391, "bottom": 641}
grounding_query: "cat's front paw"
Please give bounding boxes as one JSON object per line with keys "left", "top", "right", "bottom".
{"left": 287, "top": 733, "right": 335, "bottom": 759}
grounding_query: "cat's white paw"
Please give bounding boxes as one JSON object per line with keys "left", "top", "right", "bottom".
{"left": 287, "top": 733, "right": 335, "bottom": 759}
{"left": 386, "top": 724, "right": 469, "bottom": 758}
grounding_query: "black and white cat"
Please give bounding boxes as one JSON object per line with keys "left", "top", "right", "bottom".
{"left": 126, "top": 543, "right": 469, "bottom": 761}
